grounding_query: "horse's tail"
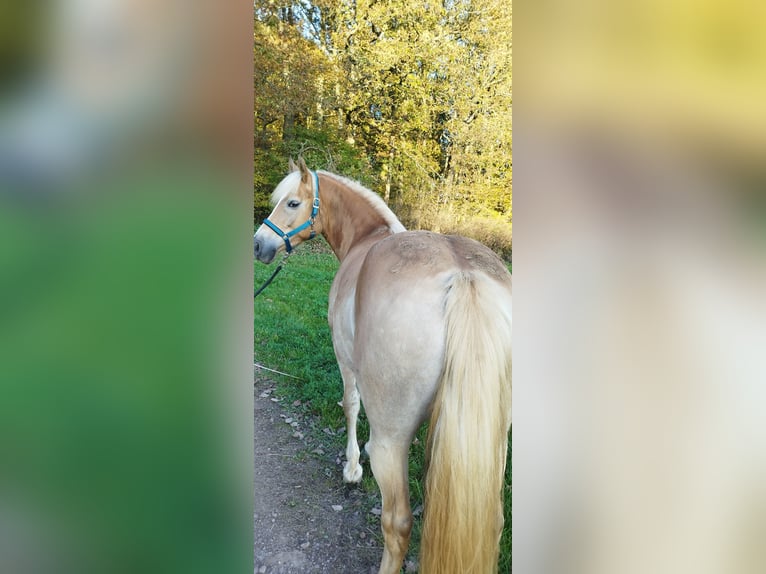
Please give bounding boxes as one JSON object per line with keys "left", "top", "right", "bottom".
{"left": 420, "top": 270, "right": 512, "bottom": 574}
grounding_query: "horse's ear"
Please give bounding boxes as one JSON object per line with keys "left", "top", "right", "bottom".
{"left": 297, "top": 157, "right": 311, "bottom": 184}
{"left": 288, "top": 157, "right": 298, "bottom": 173}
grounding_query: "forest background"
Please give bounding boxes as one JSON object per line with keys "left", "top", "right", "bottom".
{"left": 254, "top": 0, "right": 512, "bottom": 260}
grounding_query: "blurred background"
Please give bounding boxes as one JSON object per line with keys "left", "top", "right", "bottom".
{"left": 515, "top": 1, "right": 766, "bottom": 573}
{"left": 0, "top": 1, "right": 253, "bottom": 573}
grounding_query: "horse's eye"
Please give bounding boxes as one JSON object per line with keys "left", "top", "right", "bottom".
{"left": 287, "top": 200, "right": 301, "bottom": 208}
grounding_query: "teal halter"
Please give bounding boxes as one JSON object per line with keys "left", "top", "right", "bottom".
{"left": 262, "top": 171, "right": 320, "bottom": 254}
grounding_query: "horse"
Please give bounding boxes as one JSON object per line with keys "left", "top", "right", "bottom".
{"left": 254, "top": 158, "right": 512, "bottom": 574}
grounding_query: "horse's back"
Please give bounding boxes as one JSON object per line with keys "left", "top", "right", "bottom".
{"left": 357, "top": 231, "right": 511, "bottom": 312}
{"left": 352, "top": 231, "right": 511, "bottom": 440}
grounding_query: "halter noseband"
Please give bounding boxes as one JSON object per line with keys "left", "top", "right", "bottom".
{"left": 262, "top": 171, "right": 320, "bottom": 254}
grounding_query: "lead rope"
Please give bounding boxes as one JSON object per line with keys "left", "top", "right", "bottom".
{"left": 253, "top": 251, "right": 291, "bottom": 298}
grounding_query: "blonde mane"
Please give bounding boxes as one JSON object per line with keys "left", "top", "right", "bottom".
{"left": 319, "top": 171, "right": 406, "bottom": 233}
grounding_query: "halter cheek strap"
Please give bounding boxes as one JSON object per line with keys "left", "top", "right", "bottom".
{"left": 262, "top": 171, "right": 320, "bottom": 254}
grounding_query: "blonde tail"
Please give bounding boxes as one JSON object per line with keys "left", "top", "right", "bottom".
{"left": 420, "top": 271, "right": 512, "bottom": 574}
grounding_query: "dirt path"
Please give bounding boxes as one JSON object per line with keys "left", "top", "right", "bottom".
{"left": 254, "top": 376, "right": 386, "bottom": 574}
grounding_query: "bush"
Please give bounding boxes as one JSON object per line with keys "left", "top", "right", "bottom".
{"left": 409, "top": 210, "right": 512, "bottom": 263}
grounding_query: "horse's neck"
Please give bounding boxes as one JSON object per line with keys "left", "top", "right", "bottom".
{"left": 319, "top": 177, "right": 394, "bottom": 263}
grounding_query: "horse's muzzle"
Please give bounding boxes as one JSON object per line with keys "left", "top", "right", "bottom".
{"left": 253, "top": 234, "right": 277, "bottom": 264}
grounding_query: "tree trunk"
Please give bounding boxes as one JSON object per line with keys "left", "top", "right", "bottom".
{"left": 384, "top": 147, "right": 394, "bottom": 203}
{"left": 282, "top": 113, "right": 295, "bottom": 141}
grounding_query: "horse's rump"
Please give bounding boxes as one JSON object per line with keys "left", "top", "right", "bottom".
{"left": 353, "top": 231, "right": 512, "bottom": 573}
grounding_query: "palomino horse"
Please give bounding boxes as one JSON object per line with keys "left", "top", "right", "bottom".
{"left": 254, "top": 158, "right": 512, "bottom": 574}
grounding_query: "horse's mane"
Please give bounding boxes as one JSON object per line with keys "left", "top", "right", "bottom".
{"left": 319, "top": 171, "right": 406, "bottom": 233}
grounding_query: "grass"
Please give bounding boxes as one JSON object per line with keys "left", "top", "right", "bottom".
{"left": 254, "top": 238, "right": 511, "bottom": 571}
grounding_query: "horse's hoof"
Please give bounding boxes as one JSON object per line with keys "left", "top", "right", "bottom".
{"left": 343, "top": 461, "right": 363, "bottom": 483}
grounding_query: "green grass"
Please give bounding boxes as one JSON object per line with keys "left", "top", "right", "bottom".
{"left": 254, "top": 239, "right": 512, "bottom": 571}
{"left": 254, "top": 241, "right": 344, "bottom": 425}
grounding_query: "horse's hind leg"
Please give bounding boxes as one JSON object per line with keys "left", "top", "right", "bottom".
{"left": 368, "top": 438, "right": 412, "bottom": 574}
{"left": 340, "top": 364, "right": 363, "bottom": 483}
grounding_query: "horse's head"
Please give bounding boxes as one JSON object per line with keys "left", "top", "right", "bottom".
{"left": 254, "top": 157, "right": 321, "bottom": 264}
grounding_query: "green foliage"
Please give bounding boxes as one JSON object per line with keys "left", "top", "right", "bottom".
{"left": 253, "top": 242, "right": 512, "bottom": 569}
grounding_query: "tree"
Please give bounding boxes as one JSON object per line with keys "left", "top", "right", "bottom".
{"left": 254, "top": 0, "right": 511, "bottom": 256}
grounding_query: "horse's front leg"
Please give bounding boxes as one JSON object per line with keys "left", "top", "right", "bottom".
{"left": 339, "top": 364, "right": 363, "bottom": 483}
